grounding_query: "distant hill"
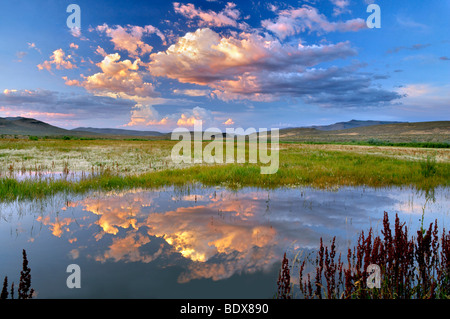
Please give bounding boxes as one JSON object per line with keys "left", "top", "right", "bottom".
{"left": 0, "top": 117, "right": 167, "bottom": 139}
{"left": 0, "top": 117, "right": 76, "bottom": 136}
{"left": 72, "top": 127, "right": 165, "bottom": 137}
{"left": 279, "top": 121, "right": 450, "bottom": 143}
{"left": 1, "top": 117, "right": 448, "bottom": 143}
{"left": 310, "top": 120, "right": 403, "bottom": 131}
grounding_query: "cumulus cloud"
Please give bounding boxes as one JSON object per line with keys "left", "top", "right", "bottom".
{"left": 95, "top": 46, "right": 108, "bottom": 57}
{"left": 96, "top": 23, "right": 166, "bottom": 58}
{"left": 25, "top": 2, "right": 403, "bottom": 128}
{"left": 37, "top": 48, "right": 76, "bottom": 72}
{"left": 124, "top": 104, "right": 169, "bottom": 127}
{"left": 173, "top": 2, "right": 246, "bottom": 29}
{"left": 65, "top": 53, "right": 158, "bottom": 100}
{"left": 176, "top": 106, "right": 214, "bottom": 127}
{"left": 148, "top": 27, "right": 399, "bottom": 106}
{"left": 124, "top": 105, "right": 215, "bottom": 129}
{"left": 149, "top": 28, "right": 356, "bottom": 85}
{"left": 223, "top": 118, "right": 234, "bottom": 125}
{"left": 261, "top": 5, "right": 366, "bottom": 39}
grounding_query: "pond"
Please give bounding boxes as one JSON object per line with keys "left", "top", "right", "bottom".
{"left": 0, "top": 185, "right": 448, "bottom": 298}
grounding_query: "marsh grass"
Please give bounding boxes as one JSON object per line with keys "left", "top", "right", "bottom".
{"left": 0, "top": 139, "right": 448, "bottom": 201}
{"left": 420, "top": 155, "right": 437, "bottom": 178}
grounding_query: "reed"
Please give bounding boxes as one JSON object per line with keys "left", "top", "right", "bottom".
{"left": 0, "top": 139, "right": 448, "bottom": 201}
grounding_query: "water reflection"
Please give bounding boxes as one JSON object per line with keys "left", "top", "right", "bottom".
{"left": 0, "top": 186, "right": 448, "bottom": 298}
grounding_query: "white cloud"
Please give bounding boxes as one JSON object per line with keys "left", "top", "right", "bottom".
{"left": 37, "top": 49, "right": 76, "bottom": 72}
{"left": 262, "top": 5, "right": 366, "bottom": 39}
{"left": 96, "top": 24, "right": 166, "bottom": 58}
{"left": 65, "top": 53, "right": 158, "bottom": 100}
{"left": 173, "top": 2, "right": 247, "bottom": 29}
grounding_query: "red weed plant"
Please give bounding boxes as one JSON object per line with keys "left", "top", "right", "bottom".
{"left": 279, "top": 212, "right": 450, "bottom": 299}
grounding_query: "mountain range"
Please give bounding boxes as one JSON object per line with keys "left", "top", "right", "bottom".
{"left": 0, "top": 116, "right": 448, "bottom": 143}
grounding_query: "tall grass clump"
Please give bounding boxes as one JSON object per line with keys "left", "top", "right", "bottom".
{"left": 420, "top": 155, "right": 437, "bottom": 178}
{"left": 278, "top": 212, "right": 450, "bottom": 299}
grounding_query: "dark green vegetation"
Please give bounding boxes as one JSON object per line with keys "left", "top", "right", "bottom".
{"left": 277, "top": 212, "right": 450, "bottom": 299}
{"left": 284, "top": 139, "right": 450, "bottom": 149}
{"left": 72, "top": 126, "right": 165, "bottom": 137}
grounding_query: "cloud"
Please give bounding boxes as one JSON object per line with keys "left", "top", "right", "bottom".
{"left": 0, "top": 88, "right": 135, "bottom": 124}
{"left": 172, "top": 89, "right": 211, "bottom": 97}
{"left": 15, "top": 51, "right": 27, "bottom": 62}
{"left": 124, "top": 104, "right": 170, "bottom": 127}
{"left": 37, "top": 49, "right": 76, "bottom": 72}
{"left": 329, "top": 0, "right": 351, "bottom": 16}
{"left": 95, "top": 46, "right": 108, "bottom": 57}
{"left": 149, "top": 28, "right": 356, "bottom": 86}
{"left": 386, "top": 43, "right": 431, "bottom": 54}
{"left": 210, "top": 64, "right": 402, "bottom": 106}
{"left": 173, "top": 2, "right": 246, "bottom": 29}
{"left": 96, "top": 23, "right": 166, "bottom": 58}
{"left": 27, "top": 42, "right": 41, "bottom": 53}
{"left": 393, "top": 83, "right": 450, "bottom": 118}
{"left": 22, "top": 2, "right": 404, "bottom": 128}
{"left": 69, "top": 27, "right": 88, "bottom": 41}
{"left": 124, "top": 105, "right": 215, "bottom": 129}
{"left": 223, "top": 118, "right": 234, "bottom": 125}
{"left": 261, "top": 5, "right": 366, "bottom": 39}
{"left": 0, "top": 108, "right": 75, "bottom": 120}
{"left": 65, "top": 53, "right": 158, "bottom": 100}
{"left": 96, "top": 232, "right": 164, "bottom": 263}
{"left": 396, "top": 16, "right": 429, "bottom": 30}
{"left": 176, "top": 106, "right": 214, "bottom": 127}
{"left": 148, "top": 27, "right": 399, "bottom": 106}
{"left": 36, "top": 216, "right": 74, "bottom": 237}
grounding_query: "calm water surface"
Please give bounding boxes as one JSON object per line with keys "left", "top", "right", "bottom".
{"left": 0, "top": 186, "right": 448, "bottom": 298}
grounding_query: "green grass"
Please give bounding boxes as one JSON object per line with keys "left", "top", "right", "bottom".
{"left": 0, "top": 143, "right": 448, "bottom": 201}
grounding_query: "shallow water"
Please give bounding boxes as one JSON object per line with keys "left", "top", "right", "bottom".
{"left": 0, "top": 185, "right": 448, "bottom": 298}
{"left": 2, "top": 170, "right": 99, "bottom": 182}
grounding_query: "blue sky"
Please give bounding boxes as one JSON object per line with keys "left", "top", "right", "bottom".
{"left": 0, "top": 0, "right": 448, "bottom": 131}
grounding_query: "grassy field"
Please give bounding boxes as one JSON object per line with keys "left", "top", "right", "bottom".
{"left": 0, "top": 138, "right": 448, "bottom": 201}
{"left": 278, "top": 121, "right": 450, "bottom": 144}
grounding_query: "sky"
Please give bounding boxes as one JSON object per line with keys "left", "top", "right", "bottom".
{"left": 0, "top": 0, "right": 449, "bottom": 132}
